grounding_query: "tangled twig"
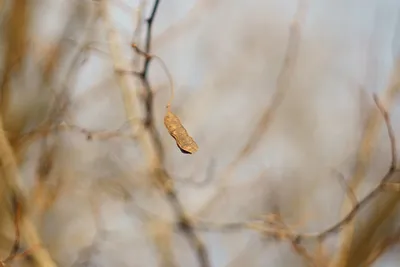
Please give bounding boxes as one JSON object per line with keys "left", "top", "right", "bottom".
{"left": 195, "top": 93, "right": 399, "bottom": 254}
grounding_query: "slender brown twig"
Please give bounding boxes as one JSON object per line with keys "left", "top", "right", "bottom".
{"left": 131, "top": 0, "right": 210, "bottom": 264}
{"left": 131, "top": 0, "right": 164, "bottom": 161}
{"left": 142, "top": 0, "right": 160, "bottom": 78}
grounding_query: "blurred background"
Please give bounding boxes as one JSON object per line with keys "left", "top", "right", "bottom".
{"left": 1, "top": 0, "right": 400, "bottom": 266}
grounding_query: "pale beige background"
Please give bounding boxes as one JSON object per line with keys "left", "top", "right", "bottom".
{"left": 3, "top": 0, "right": 400, "bottom": 266}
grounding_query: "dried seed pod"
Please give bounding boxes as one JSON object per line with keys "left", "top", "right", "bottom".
{"left": 130, "top": 43, "right": 199, "bottom": 154}
{"left": 164, "top": 109, "right": 198, "bottom": 154}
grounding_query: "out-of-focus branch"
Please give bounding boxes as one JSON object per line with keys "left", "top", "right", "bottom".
{"left": 100, "top": 0, "right": 161, "bottom": 169}
{"left": 18, "top": 118, "right": 143, "bottom": 149}
{"left": 13, "top": 2, "right": 97, "bottom": 164}
{"left": 0, "top": 0, "right": 29, "bottom": 141}
{"left": 196, "top": 0, "right": 309, "bottom": 217}
{"left": 362, "top": 228, "right": 400, "bottom": 267}
{"left": 291, "top": 242, "right": 319, "bottom": 267}
{"left": 147, "top": 219, "right": 176, "bottom": 267}
{"left": 273, "top": 210, "right": 320, "bottom": 267}
{"left": 237, "top": 0, "right": 308, "bottom": 159}
{"left": 333, "top": 170, "right": 358, "bottom": 212}
{"left": 0, "top": 116, "right": 56, "bottom": 267}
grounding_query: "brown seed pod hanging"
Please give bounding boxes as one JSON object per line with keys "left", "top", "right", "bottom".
{"left": 164, "top": 109, "right": 198, "bottom": 154}
{"left": 131, "top": 45, "right": 199, "bottom": 154}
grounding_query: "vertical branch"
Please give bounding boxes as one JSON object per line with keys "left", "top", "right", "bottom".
{"left": 99, "top": 0, "right": 160, "bottom": 169}
{"left": 101, "top": 1, "right": 211, "bottom": 266}
{"left": 142, "top": 0, "right": 160, "bottom": 78}
{"left": 136, "top": 0, "right": 165, "bottom": 160}
{"left": 132, "top": 3, "right": 176, "bottom": 267}
{"left": 147, "top": 219, "right": 177, "bottom": 267}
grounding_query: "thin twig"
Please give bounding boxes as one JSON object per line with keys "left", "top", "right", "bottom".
{"left": 19, "top": 118, "right": 143, "bottom": 144}
{"left": 130, "top": 43, "right": 175, "bottom": 109}
{"left": 362, "top": 228, "right": 400, "bottom": 266}
{"left": 291, "top": 93, "right": 398, "bottom": 242}
{"left": 133, "top": 1, "right": 211, "bottom": 264}
{"left": 142, "top": 0, "right": 160, "bottom": 78}
{"left": 100, "top": 0, "right": 159, "bottom": 168}
{"left": 291, "top": 242, "right": 319, "bottom": 267}
{"left": 274, "top": 211, "right": 319, "bottom": 267}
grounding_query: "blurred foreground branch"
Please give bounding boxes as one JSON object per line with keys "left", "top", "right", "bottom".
{"left": 333, "top": 57, "right": 400, "bottom": 267}
{"left": 0, "top": 116, "right": 56, "bottom": 267}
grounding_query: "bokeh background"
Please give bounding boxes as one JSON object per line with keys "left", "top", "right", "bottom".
{"left": 1, "top": 0, "right": 400, "bottom": 266}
